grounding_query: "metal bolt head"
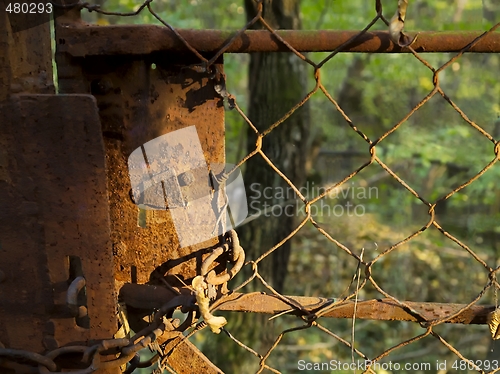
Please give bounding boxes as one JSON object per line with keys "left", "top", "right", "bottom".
{"left": 178, "top": 171, "right": 195, "bottom": 187}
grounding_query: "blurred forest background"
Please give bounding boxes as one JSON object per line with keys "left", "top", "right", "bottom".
{"left": 80, "top": 0, "right": 500, "bottom": 373}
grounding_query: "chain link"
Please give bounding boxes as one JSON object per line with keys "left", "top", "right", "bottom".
{"left": 0, "top": 297, "right": 197, "bottom": 372}
{"left": 201, "top": 230, "right": 245, "bottom": 286}
{"left": 0, "top": 229, "right": 244, "bottom": 373}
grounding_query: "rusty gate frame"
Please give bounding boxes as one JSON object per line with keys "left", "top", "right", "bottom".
{"left": 1, "top": 2, "right": 500, "bottom": 374}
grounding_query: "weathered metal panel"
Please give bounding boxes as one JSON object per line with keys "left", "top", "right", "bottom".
{"left": 0, "top": 95, "right": 116, "bottom": 358}
{"left": 55, "top": 53, "right": 227, "bottom": 287}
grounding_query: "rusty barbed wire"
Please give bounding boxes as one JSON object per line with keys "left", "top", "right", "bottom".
{"left": 4, "top": 0, "right": 500, "bottom": 373}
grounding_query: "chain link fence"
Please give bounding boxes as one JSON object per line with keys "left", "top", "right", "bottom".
{"left": 2, "top": 0, "right": 500, "bottom": 373}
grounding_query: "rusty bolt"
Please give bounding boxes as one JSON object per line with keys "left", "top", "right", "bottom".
{"left": 178, "top": 171, "right": 195, "bottom": 187}
{"left": 77, "top": 305, "right": 88, "bottom": 319}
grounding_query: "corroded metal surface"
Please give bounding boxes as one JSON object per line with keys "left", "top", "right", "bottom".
{"left": 0, "top": 6, "right": 54, "bottom": 101}
{"left": 215, "top": 293, "right": 495, "bottom": 324}
{"left": 54, "top": 1, "right": 227, "bottom": 286}
{"left": 1, "top": 11, "right": 119, "bottom": 373}
{"left": 56, "top": 11, "right": 226, "bottom": 285}
{"left": 72, "top": 55, "right": 226, "bottom": 286}
{"left": 118, "top": 285, "right": 495, "bottom": 325}
{"left": 57, "top": 27, "right": 500, "bottom": 56}
{"left": 0, "top": 95, "right": 117, "bottom": 364}
{"left": 53, "top": 9, "right": 227, "bottom": 371}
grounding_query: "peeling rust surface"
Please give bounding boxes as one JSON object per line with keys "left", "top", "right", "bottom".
{"left": 98, "top": 56, "right": 225, "bottom": 286}
{"left": 56, "top": 26, "right": 500, "bottom": 55}
{"left": 117, "top": 285, "right": 495, "bottom": 325}
{"left": 214, "top": 293, "right": 495, "bottom": 325}
{"left": 119, "top": 283, "right": 192, "bottom": 310}
{"left": 54, "top": 52, "right": 226, "bottom": 287}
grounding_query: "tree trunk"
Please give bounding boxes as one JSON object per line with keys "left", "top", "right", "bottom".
{"left": 203, "top": 2, "right": 310, "bottom": 372}
{"left": 238, "top": 0, "right": 310, "bottom": 294}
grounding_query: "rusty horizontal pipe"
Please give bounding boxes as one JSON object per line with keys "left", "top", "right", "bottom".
{"left": 215, "top": 292, "right": 495, "bottom": 325}
{"left": 119, "top": 284, "right": 494, "bottom": 325}
{"left": 56, "top": 26, "right": 500, "bottom": 56}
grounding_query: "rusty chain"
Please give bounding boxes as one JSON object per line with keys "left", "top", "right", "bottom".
{"left": 201, "top": 229, "right": 245, "bottom": 287}
{"left": 1, "top": 302, "right": 184, "bottom": 373}
{"left": 0, "top": 228, "right": 244, "bottom": 373}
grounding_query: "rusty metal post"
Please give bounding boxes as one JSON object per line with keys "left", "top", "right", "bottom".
{"left": 79, "top": 54, "right": 226, "bottom": 286}
{"left": 1, "top": 8, "right": 118, "bottom": 374}
{"left": 0, "top": 94, "right": 117, "bottom": 349}
{"left": 0, "top": 0, "right": 55, "bottom": 358}
{"left": 0, "top": 0, "right": 54, "bottom": 100}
